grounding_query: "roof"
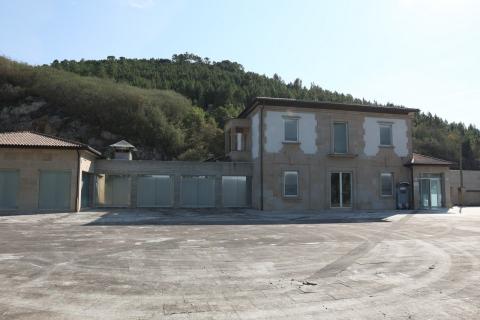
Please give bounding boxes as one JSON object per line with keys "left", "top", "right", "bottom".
{"left": 238, "top": 97, "right": 419, "bottom": 118}
{"left": 110, "top": 140, "right": 136, "bottom": 150}
{"left": 407, "top": 153, "right": 453, "bottom": 166}
{"left": 0, "top": 131, "right": 101, "bottom": 156}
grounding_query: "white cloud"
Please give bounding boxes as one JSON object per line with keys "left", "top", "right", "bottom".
{"left": 127, "top": 0, "right": 154, "bottom": 9}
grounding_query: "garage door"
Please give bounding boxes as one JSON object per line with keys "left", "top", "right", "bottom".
{"left": 0, "top": 170, "right": 19, "bottom": 210}
{"left": 95, "top": 174, "right": 130, "bottom": 207}
{"left": 137, "top": 175, "right": 173, "bottom": 207}
{"left": 181, "top": 176, "right": 215, "bottom": 207}
{"left": 222, "top": 176, "right": 250, "bottom": 207}
{"left": 39, "top": 170, "right": 71, "bottom": 210}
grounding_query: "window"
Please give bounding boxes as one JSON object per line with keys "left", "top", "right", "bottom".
{"left": 236, "top": 132, "right": 243, "bottom": 151}
{"left": 333, "top": 122, "right": 348, "bottom": 153}
{"left": 283, "top": 171, "right": 298, "bottom": 197}
{"left": 284, "top": 117, "right": 299, "bottom": 142}
{"left": 380, "top": 173, "right": 393, "bottom": 197}
{"left": 379, "top": 123, "right": 393, "bottom": 146}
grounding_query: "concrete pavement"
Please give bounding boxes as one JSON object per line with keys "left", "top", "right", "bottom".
{"left": 0, "top": 208, "right": 479, "bottom": 319}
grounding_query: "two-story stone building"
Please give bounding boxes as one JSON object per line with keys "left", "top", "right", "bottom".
{"left": 225, "top": 97, "right": 453, "bottom": 210}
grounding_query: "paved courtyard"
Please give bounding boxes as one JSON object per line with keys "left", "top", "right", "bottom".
{"left": 1, "top": 208, "right": 480, "bottom": 319}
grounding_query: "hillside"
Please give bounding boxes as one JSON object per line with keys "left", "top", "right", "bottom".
{"left": 0, "top": 54, "right": 478, "bottom": 168}
{"left": 49, "top": 53, "right": 480, "bottom": 169}
{"left": 0, "top": 56, "right": 222, "bottom": 160}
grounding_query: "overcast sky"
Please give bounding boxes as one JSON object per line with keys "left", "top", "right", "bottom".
{"left": 1, "top": 0, "right": 479, "bottom": 127}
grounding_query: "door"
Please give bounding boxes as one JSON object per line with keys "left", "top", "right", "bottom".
{"left": 39, "top": 171, "right": 71, "bottom": 210}
{"left": 331, "top": 172, "right": 352, "bottom": 208}
{"left": 419, "top": 176, "right": 443, "bottom": 209}
{"left": 81, "top": 173, "right": 92, "bottom": 209}
{"left": 0, "top": 170, "right": 19, "bottom": 210}
{"left": 137, "top": 175, "right": 173, "bottom": 207}
{"left": 181, "top": 176, "right": 215, "bottom": 207}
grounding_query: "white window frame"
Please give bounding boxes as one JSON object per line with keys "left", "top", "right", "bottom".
{"left": 333, "top": 121, "right": 349, "bottom": 154}
{"left": 380, "top": 172, "right": 394, "bottom": 197}
{"left": 379, "top": 122, "right": 393, "bottom": 147}
{"left": 283, "top": 116, "right": 299, "bottom": 143}
{"left": 283, "top": 171, "right": 299, "bottom": 197}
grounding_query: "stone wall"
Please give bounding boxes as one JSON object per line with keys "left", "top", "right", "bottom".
{"left": 449, "top": 170, "right": 480, "bottom": 206}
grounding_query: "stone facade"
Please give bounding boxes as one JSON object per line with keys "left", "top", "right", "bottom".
{"left": 0, "top": 148, "right": 94, "bottom": 212}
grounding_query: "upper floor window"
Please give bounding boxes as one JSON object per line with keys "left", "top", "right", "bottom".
{"left": 284, "top": 117, "right": 299, "bottom": 142}
{"left": 236, "top": 132, "right": 243, "bottom": 151}
{"left": 379, "top": 123, "right": 393, "bottom": 146}
{"left": 283, "top": 171, "right": 299, "bottom": 197}
{"left": 333, "top": 122, "right": 348, "bottom": 153}
{"left": 380, "top": 173, "right": 393, "bottom": 196}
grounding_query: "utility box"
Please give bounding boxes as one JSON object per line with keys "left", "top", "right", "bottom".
{"left": 396, "top": 182, "right": 411, "bottom": 210}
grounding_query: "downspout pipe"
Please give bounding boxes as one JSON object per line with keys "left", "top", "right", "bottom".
{"left": 260, "top": 104, "right": 264, "bottom": 211}
{"left": 75, "top": 149, "right": 81, "bottom": 212}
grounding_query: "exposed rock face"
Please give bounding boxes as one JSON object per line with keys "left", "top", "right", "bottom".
{"left": 0, "top": 97, "right": 118, "bottom": 156}
{"left": 0, "top": 97, "right": 172, "bottom": 160}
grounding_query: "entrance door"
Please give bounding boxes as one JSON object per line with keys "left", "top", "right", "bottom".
{"left": 81, "top": 173, "right": 92, "bottom": 209}
{"left": 419, "top": 176, "right": 443, "bottom": 209}
{"left": 331, "top": 172, "right": 352, "bottom": 208}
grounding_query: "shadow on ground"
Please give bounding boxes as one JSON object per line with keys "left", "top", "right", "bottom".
{"left": 80, "top": 208, "right": 435, "bottom": 226}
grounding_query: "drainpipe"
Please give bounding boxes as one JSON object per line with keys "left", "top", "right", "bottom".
{"left": 459, "top": 141, "right": 464, "bottom": 207}
{"left": 75, "top": 149, "right": 81, "bottom": 212}
{"left": 260, "top": 104, "right": 265, "bottom": 211}
{"left": 410, "top": 165, "right": 414, "bottom": 210}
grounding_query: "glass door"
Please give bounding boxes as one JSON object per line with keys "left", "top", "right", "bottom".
{"left": 331, "top": 172, "right": 352, "bottom": 208}
{"left": 430, "top": 178, "right": 442, "bottom": 208}
{"left": 419, "top": 176, "right": 443, "bottom": 209}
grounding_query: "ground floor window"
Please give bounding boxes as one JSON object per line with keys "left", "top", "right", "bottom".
{"left": 331, "top": 172, "right": 352, "bottom": 208}
{"left": 39, "top": 170, "right": 71, "bottom": 210}
{"left": 181, "top": 175, "right": 215, "bottom": 207}
{"left": 283, "top": 171, "right": 299, "bottom": 197}
{"left": 137, "top": 175, "right": 173, "bottom": 207}
{"left": 380, "top": 173, "right": 394, "bottom": 197}
{"left": 222, "top": 176, "right": 250, "bottom": 207}
{"left": 0, "top": 170, "right": 19, "bottom": 209}
{"left": 95, "top": 174, "right": 131, "bottom": 207}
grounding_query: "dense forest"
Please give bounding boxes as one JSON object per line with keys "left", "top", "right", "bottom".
{"left": 0, "top": 53, "right": 478, "bottom": 168}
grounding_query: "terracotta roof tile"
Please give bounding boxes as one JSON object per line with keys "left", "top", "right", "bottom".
{"left": 0, "top": 131, "right": 101, "bottom": 156}
{"left": 409, "top": 153, "right": 452, "bottom": 166}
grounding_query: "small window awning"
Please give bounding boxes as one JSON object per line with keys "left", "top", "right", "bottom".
{"left": 406, "top": 153, "right": 453, "bottom": 167}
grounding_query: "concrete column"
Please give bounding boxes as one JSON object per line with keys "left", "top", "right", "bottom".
{"left": 130, "top": 174, "right": 138, "bottom": 208}
{"left": 173, "top": 174, "right": 181, "bottom": 208}
{"left": 215, "top": 175, "right": 223, "bottom": 208}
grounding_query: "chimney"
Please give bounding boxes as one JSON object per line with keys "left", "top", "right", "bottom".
{"left": 109, "top": 140, "right": 136, "bottom": 160}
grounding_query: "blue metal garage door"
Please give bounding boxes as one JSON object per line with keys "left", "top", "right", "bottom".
{"left": 95, "top": 174, "right": 131, "bottom": 207}
{"left": 39, "top": 170, "right": 71, "bottom": 210}
{"left": 137, "top": 175, "right": 173, "bottom": 207}
{"left": 0, "top": 170, "right": 19, "bottom": 210}
{"left": 181, "top": 176, "right": 215, "bottom": 207}
{"left": 222, "top": 176, "right": 250, "bottom": 207}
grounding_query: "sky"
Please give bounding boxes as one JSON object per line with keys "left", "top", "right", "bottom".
{"left": 1, "top": 0, "right": 479, "bottom": 127}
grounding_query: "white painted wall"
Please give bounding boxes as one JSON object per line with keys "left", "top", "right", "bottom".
{"left": 363, "top": 117, "right": 408, "bottom": 156}
{"left": 251, "top": 112, "right": 260, "bottom": 159}
{"left": 264, "top": 111, "right": 317, "bottom": 154}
